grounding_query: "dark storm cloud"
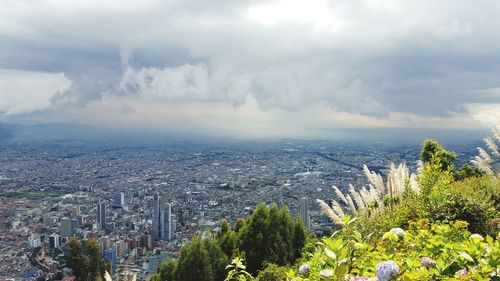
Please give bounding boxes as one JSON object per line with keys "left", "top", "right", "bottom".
{"left": 1, "top": 0, "right": 500, "bottom": 125}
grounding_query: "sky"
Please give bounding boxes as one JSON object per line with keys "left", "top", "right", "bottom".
{"left": 1, "top": 0, "right": 500, "bottom": 139}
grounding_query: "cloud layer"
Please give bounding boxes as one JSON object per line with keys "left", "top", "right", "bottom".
{"left": 1, "top": 0, "right": 500, "bottom": 136}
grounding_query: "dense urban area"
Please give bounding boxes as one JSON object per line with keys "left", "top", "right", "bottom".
{"left": 0, "top": 139, "right": 477, "bottom": 280}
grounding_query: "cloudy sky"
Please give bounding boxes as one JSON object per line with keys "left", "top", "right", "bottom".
{"left": 1, "top": 0, "right": 500, "bottom": 138}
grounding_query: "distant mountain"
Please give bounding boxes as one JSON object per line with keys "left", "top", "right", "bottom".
{"left": 0, "top": 122, "right": 16, "bottom": 141}
{"left": 0, "top": 122, "right": 112, "bottom": 143}
{"left": 0, "top": 122, "right": 488, "bottom": 146}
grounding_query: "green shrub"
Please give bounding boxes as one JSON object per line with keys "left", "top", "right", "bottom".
{"left": 428, "top": 176, "right": 500, "bottom": 236}
{"left": 284, "top": 220, "right": 500, "bottom": 281}
{"left": 256, "top": 264, "right": 287, "bottom": 281}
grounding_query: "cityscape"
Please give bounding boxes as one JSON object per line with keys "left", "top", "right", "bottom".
{"left": 0, "top": 138, "right": 478, "bottom": 280}
{"left": 1, "top": 0, "right": 499, "bottom": 280}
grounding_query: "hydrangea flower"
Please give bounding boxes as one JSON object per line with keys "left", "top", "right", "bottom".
{"left": 456, "top": 268, "right": 468, "bottom": 275}
{"left": 420, "top": 257, "right": 436, "bottom": 267}
{"left": 319, "top": 269, "right": 334, "bottom": 277}
{"left": 389, "top": 227, "right": 405, "bottom": 238}
{"left": 376, "top": 260, "right": 399, "bottom": 281}
{"left": 469, "top": 234, "right": 484, "bottom": 242}
{"left": 299, "top": 264, "right": 310, "bottom": 275}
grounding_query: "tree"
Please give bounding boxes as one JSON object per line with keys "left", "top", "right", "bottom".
{"left": 158, "top": 259, "right": 178, "bottom": 281}
{"left": 218, "top": 230, "right": 237, "bottom": 258}
{"left": 176, "top": 237, "right": 213, "bottom": 281}
{"left": 453, "top": 163, "right": 485, "bottom": 181}
{"left": 265, "top": 204, "right": 283, "bottom": 264}
{"left": 278, "top": 206, "right": 295, "bottom": 264}
{"left": 234, "top": 218, "right": 246, "bottom": 233}
{"left": 67, "top": 238, "right": 89, "bottom": 281}
{"left": 216, "top": 219, "right": 231, "bottom": 240}
{"left": 421, "top": 139, "right": 456, "bottom": 171}
{"left": 66, "top": 238, "right": 109, "bottom": 281}
{"left": 291, "top": 216, "right": 307, "bottom": 261}
{"left": 238, "top": 204, "right": 270, "bottom": 274}
{"left": 204, "top": 238, "right": 229, "bottom": 281}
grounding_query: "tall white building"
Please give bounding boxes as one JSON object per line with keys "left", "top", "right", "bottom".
{"left": 160, "top": 203, "right": 175, "bottom": 240}
{"left": 152, "top": 193, "right": 176, "bottom": 241}
{"left": 299, "top": 197, "right": 311, "bottom": 230}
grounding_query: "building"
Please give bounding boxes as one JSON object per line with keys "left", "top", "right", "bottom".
{"left": 152, "top": 194, "right": 177, "bottom": 241}
{"left": 148, "top": 255, "right": 159, "bottom": 274}
{"left": 104, "top": 249, "right": 117, "bottom": 273}
{"left": 29, "top": 234, "right": 41, "bottom": 248}
{"left": 97, "top": 203, "right": 107, "bottom": 230}
{"left": 160, "top": 203, "right": 175, "bottom": 241}
{"left": 49, "top": 233, "right": 60, "bottom": 249}
{"left": 60, "top": 217, "right": 79, "bottom": 237}
{"left": 71, "top": 206, "right": 80, "bottom": 217}
{"left": 299, "top": 197, "right": 311, "bottom": 230}
{"left": 113, "top": 192, "right": 125, "bottom": 207}
{"left": 152, "top": 193, "right": 161, "bottom": 240}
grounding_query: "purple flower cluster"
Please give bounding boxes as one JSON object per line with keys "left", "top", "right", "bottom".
{"left": 298, "top": 264, "right": 310, "bottom": 275}
{"left": 420, "top": 257, "right": 436, "bottom": 267}
{"left": 376, "top": 260, "right": 399, "bottom": 281}
{"left": 456, "top": 268, "right": 468, "bottom": 275}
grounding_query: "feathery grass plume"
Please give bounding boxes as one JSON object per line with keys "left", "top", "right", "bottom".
{"left": 493, "top": 126, "right": 500, "bottom": 142}
{"left": 368, "top": 186, "right": 381, "bottom": 202}
{"left": 363, "top": 164, "right": 385, "bottom": 194}
{"left": 345, "top": 194, "right": 357, "bottom": 214}
{"left": 359, "top": 186, "right": 372, "bottom": 206}
{"left": 478, "top": 147, "right": 493, "bottom": 163}
{"left": 330, "top": 200, "right": 346, "bottom": 217}
{"left": 349, "top": 183, "right": 366, "bottom": 210}
{"left": 332, "top": 185, "right": 348, "bottom": 205}
{"left": 471, "top": 124, "right": 499, "bottom": 175}
{"left": 409, "top": 174, "right": 419, "bottom": 193}
{"left": 317, "top": 162, "right": 418, "bottom": 224}
{"left": 317, "top": 199, "right": 343, "bottom": 224}
{"left": 472, "top": 155, "right": 494, "bottom": 175}
{"left": 485, "top": 137, "right": 500, "bottom": 156}
{"left": 104, "top": 271, "right": 112, "bottom": 281}
{"left": 416, "top": 160, "right": 423, "bottom": 176}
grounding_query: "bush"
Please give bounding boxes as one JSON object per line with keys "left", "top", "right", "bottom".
{"left": 428, "top": 176, "right": 500, "bottom": 236}
{"left": 256, "top": 264, "right": 287, "bottom": 281}
{"left": 285, "top": 220, "right": 500, "bottom": 281}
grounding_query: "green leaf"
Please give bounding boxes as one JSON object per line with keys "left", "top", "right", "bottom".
{"left": 458, "top": 251, "right": 474, "bottom": 262}
{"left": 325, "top": 248, "right": 336, "bottom": 260}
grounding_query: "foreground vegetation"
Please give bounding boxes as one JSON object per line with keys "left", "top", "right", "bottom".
{"left": 224, "top": 127, "right": 500, "bottom": 280}
{"left": 152, "top": 204, "right": 309, "bottom": 281}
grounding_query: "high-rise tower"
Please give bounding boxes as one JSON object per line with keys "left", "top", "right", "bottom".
{"left": 97, "top": 203, "right": 107, "bottom": 230}
{"left": 299, "top": 196, "right": 310, "bottom": 230}
{"left": 152, "top": 193, "right": 161, "bottom": 240}
{"left": 160, "top": 203, "right": 173, "bottom": 240}
{"left": 114, "top": 192, "right": 125, "bottom": 207}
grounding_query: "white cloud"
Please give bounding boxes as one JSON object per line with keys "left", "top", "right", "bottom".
{"left": 0, "top": 69, "right": 71, "bottom": 115}
{"left": 0, "top": 0, "right": 499, "bottom": 135}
